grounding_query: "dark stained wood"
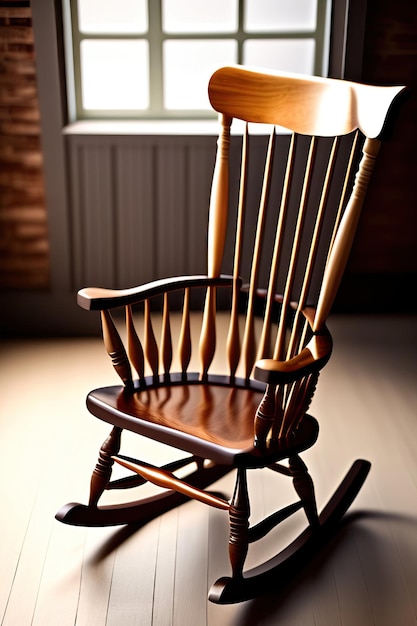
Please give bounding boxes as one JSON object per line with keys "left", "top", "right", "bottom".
{"left": 289, "top": 454, "right": 319, "bottom": 528}
{"left": 209, "top": 460, "right": 371, "bottom": 604}
{"left": 88, "top": 426, "right": 122, "bottom": 508}
{"left": 254, "top": 383, "right": 277, "bottom": 448}
{"left": 228, "top": 468, "right": 250, "bottom": 579}
{"left": 85, "top": 376, "right": 320, "bottom": 467}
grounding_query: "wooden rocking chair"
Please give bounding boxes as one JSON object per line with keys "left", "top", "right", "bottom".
{"left": 56, "top": 66, "right": 406, "bottom": 604}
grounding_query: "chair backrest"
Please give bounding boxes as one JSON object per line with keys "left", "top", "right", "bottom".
{"left": 80, "top": 66, "right": 406, "bottom": 411}
{"left": 197, "top": 66, "right": 406, "bottom": 380}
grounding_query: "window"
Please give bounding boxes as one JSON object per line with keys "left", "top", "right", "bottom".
{"left": 65, "top": 0, "right": 331, "bottom": 120}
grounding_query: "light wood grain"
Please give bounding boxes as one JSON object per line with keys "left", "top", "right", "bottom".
{"left": 209, "top": 66, "right": 406, "bottom": 138}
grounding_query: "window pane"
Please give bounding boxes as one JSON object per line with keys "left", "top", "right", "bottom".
{"left": 163, "top": 40, "right": 237, "bottom": 109}
{"left": 162, "top": 0, "right": 238, "bottom": 33}
{"left": 244, "top": 0, "right": 317, "bottom": 32}
{"left": 80, "top": 40, "right": 149, "bottom": 110}
{"left": 243, "top": 39, "right": 316, "bottom": 75}
{"left": 77, "top": 0, "right": 148, "bottom": 34}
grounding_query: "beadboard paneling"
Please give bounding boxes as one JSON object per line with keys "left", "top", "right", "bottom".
{"left": 67, "top": 135, "right": 215, "bottom": 292}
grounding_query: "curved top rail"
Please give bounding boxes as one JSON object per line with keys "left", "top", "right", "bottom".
{"left": 208, "top": 66, "right": 407, "bottom": 139}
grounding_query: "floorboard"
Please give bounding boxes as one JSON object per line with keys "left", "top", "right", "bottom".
{"left": 1, "top": 315, "right": 416, "bottom": 625}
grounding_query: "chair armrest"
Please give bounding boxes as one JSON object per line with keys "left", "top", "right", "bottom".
{"left": 254, "top": 331, "right": 332, "bottom": 385}
{"left": 77, "top": 274, "right": 234, "bottom": 311}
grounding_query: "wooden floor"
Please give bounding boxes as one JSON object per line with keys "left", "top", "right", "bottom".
{"left": 1, "top": 315, "right": 417, "bottom": 626}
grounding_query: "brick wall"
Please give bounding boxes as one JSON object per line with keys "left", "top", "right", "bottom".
{"left": 0, "top": 4, "right": 50, "bottom": 290}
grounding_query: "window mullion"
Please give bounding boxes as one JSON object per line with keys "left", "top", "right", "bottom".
{"left": 148, "top": 0, "right": 164, "bottom": 117}
{"left": 237, "top": 0, "right": 244, "bottom": 64}
{"left": 315, "top": 0, "right": 330, "bottom": 75}
{"left": 70, "top": 0, "right": 83, "bottom": 120}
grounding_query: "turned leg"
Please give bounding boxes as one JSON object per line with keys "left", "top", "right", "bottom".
{"left": 289, "top": 455, "right": 319, "bottom": 528}
{"left": 254, "top": 384, "right": 277, "bottom": 448}
{"left": 229, "top": 467, "right": 250, "bottom": 579}
{"left": 89, "top": 426, "right": 122, "bottom": 507}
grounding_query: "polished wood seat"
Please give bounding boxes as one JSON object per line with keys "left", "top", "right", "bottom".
{"left": 56, "top": 66, "right": 407, "bottom": 604}
{"left": 88, "top": 376, "right": 319, "bottom": 465}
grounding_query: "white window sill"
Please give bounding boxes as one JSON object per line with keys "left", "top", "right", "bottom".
{"left": 63, "top": 119, "right": 284, "bottom": 136}
{"left": 63, "top": 120, "right": 220, "bottom": 136}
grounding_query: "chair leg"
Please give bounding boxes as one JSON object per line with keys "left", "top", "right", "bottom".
{"left": 229, "top": 467, "right": 250, "bottom": 579}
{"left": 89, "top": 426, "right": 122, "bottom": 507}
{"left": 209, "top": 459, "right": 370, "bottom": 604}
{"left": 289, "top": 454, "right": 319, "bottom": 528}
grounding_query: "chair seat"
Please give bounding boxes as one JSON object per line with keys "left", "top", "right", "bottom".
{"left": 87, "top": 373, "right": 319, "bottom": 467}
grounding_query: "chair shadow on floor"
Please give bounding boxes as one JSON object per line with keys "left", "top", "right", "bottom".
{"left": 231, "top": 509, "right": 417, "bottom": 625}
{"left": 86, "top": 505, "right": 417, "bottom": 624}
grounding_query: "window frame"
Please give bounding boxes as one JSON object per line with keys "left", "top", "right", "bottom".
{"left": 2, "top": 0, "right": 366, "bottom": 336}
{"left": 65, "top": 0, "right": 332, "bottom": 121}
